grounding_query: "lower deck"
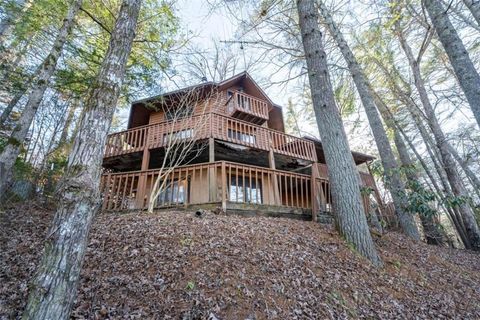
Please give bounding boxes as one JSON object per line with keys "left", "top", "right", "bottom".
{"left": 100, "top": 161, "right": 378, "bottom": 219}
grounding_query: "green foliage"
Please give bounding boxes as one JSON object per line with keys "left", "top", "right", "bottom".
{"left": 367, "top": 159, "right": 384, "bottom": 178}
{"left": 185, "top": 281, "right": 195, "bottom": 291}
{"left": 405, "top": 179, "right": 437, "bottom": 218}
{"left": 3, "top": 0, "right": 181, "bottom": 110}
{"left": 360, "top": 186, "right": 374, "bottom": 196}
{"left": 13, "top": 157, "right": 34, "bottom": 181}
{"left": 334, "top": 79, "right": 356, "bottom": 117}
{"left": 392, "top": 260, "right": 402, "bottom": 269}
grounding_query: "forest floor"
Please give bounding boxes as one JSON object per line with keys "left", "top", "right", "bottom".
{"left": 1, "top": 203, "right": 480, "bottom": 319}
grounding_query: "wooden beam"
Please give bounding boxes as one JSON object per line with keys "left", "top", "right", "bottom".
{"left": 221, "top": 161, "right": 227, "bottom": 211}
{"left": 140, "top": 148, "right": 150, "bottom": 171}
{"left": 209, "top": 138, "right": 216, "bottom": 201}
{"left": 268, "top": 149, "right": 281, "bottom": 205}
{"left": 311, "top": 163, "right": 320, "bottom": 222}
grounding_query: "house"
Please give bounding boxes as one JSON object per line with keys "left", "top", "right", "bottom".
{"left": 100, "top": 72, "right": 381, "bottom": 220}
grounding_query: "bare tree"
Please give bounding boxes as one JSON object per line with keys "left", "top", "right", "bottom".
{"left": 147, "top": 88, "right": 214, "bottom": 212}
{"left": 423, "top": 0, "right": 480, "bottom": 128}
{"left": 181, "top": 42, "right": 242, "bottom": 83}
{"left": 297, "top": 0, "right": 382, "bottom": 266}
{"left": 463, "top": 0, "right": 480, "bottom": 26}
{"left": 392, "top": 3, "right": 480, "bottom": 250}
{"left": 316, "top": 0, "right": 420, "bottom": 240}
{"left": 22, "top": 0, "right": 142, "bottom": 317}
{"left": 373, "top": 92, "right": 448, "bottom": 245}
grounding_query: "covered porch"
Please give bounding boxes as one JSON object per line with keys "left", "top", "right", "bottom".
{"left": 100, "top": 160, "right": 380, "bottom": 220}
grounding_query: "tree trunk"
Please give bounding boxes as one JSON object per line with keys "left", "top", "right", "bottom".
{"left": 0, "top": 0, "right": 82, "bottom": 197}
{"left": 369, "top": 53, "right": 471, "bottom": 247}
{"left": 317, "top": 0, "right": 420, "bottom": 240}
{"left": 423, "top": 0, "right": 480, "bottom": 128}
{"left": 58, "top": 99, "right": 79, "bottom": 146}
{"left": 395, "top": 20, "right": 480, "bottom": 250}
{"left": 394, "top": 109, "right": 469, "bottom": 247}
{"left": 463, "top": 0, "right": 480, "bottom": 26}
{"left": 393, "top": 131, "right": 447, "bottom": 245}
{"left": 22, "top": 0, "right": 141, "bottom": 318}
{"left": 373, "top": 93, "right": 447, "bottom": 245}
{"left": 0, "top": 88, "right": 24, "bottom": 127}
{"left": 296, "top": 0, "right": 382, "bottom": 266}
{"left": 447, "top": 144, "right": 480, "bottom": 191}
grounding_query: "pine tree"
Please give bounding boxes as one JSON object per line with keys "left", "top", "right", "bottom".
{"left": 22, "top": 0, "right": 142, "bottom": 317}
{"left": 296, "top": 0, "right": 382, "bottom": 266}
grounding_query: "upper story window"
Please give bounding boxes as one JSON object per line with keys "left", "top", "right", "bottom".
{"left": 228, "top": 129, "right": 256, "bottom": 144}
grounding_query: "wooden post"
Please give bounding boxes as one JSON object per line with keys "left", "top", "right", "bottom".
{"left": 311, "top": 162, "right": 319, "bottom": 222}
{"left": 136, "top": 172, "right": 146, "bottom": 209}
{"left": 136, "top": 148, "right": 150, "bottom": 209}
{"left": 221, "top": 161, "right": 227, "bottom": 211}
{"left": 208, "top": 137, "right": 216, "bottom": 202}
{"left": 268, "top": 149, "right": 281, "bottom": 205}
{"left": 366, "top": 161, "right": 384, "bottom": 214}
{"left": 141, "top": 148, "right": 150, "bottom": 171}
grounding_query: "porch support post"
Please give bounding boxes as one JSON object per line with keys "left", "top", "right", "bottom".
{"left": 141, "top": 148, "right": 150, "bottom": 171}
{"left": 136, "top": 148, "right": 150, "bottom": 209}
{"left": 268, "top": 149, "right": 281, "bottom": 205}
{"left": 311, "top": 162, "right": 319, "bottom": 222}
{"left": 221, "top": 161, "right": 227, "bottom": 211}
{"left": 208, "top": 137, "right": 216, "bottom": 202}
{"left": 136, "top": 172, "right": 147, "bottom": 209}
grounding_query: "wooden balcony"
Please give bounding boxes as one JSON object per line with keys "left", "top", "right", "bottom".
{"left": 226, "top": 91, "right": 269, "bottom": 124}
{"left": 104, "top": 113, "right": 317, "bottom": 161}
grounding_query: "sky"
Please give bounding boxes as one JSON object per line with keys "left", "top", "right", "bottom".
{"left": 114, "top": 0, "right": 477, "bottom": 157}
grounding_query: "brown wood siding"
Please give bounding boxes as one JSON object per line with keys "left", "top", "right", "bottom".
{"left": 149, "top": 111, "right": 164, "bottom": 124}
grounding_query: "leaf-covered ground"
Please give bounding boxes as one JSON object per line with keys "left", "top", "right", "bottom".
{"left": 1, "top": 204, "right": 480, "bottom": 319}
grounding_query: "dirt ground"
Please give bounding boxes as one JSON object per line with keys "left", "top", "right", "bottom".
{"left": 1, "top": 203, "right": 479, "bottom": 319}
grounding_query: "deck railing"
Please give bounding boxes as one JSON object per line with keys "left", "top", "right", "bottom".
{"left": 100, "top": 161, "right": 375, "bottom": 216}
{"left": 104, "top": 113, "right": 317, "bottom": 161}
{"left": 101, "top": 161, "right": 315, "bottom": 211}
{"left": 104, "top": 125, "right": 148, "bottom": 157}
{"left": 227, "top": 91, "right": 269, "bottom": 121}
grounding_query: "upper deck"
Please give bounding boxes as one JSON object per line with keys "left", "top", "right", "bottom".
{"left": 104, "top": 112, "right": 318, "bottom": 161}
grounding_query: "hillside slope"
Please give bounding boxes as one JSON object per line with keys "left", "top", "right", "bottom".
{"left": 1, "top": 204, "right": 479, "bottom": 319}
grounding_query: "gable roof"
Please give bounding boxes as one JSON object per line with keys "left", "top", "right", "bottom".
{"left": 128, "top": 71, "right": 277, "bottom": 128}
{"left": 216, "top": 71, "right": 275, "bottom": 107}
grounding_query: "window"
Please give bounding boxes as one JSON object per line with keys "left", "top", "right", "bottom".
{"left": 229, "top": 176, "right": 262, "bottom": 204}
{"left": 163, "top": 129, "right": 193, "bottom": 144}
{"left": 156, "top": 179, "right": 186, "bottom": 206}
{"left": 165, "top": 106, "right": 193, "bottom": 121}
{"left": 228, "top": 129, "right": 256, "bottom": 144}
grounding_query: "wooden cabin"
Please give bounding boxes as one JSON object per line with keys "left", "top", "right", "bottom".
{"left": 101, "top": 72, "right": 380, "bottom": 219}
